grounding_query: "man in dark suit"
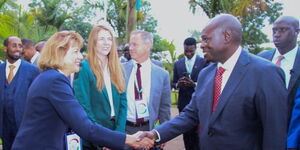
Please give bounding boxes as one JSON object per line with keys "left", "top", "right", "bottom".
{"left": 0, "top": 36, "right": 39, "bottom": 150}
{"left": 172, "top": 37, "right": 207, "bottom": 150}
{"left": 257, "top": 16, "right": 300, "bottom": 150}
{"left": 138, "top": 14, "right": 288, "bottom": 150}
{"left": 258, "top": 16, "right": 300, "bottom": 109}
{"left": 21, "top": 38, "right": 40, "bottom": 66}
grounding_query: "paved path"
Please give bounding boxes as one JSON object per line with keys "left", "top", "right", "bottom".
{"left": 163, "top": 108, "right": 185, "bottom": 150}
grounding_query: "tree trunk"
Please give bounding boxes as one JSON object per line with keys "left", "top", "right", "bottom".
{"left": 126, "top": 0, "right": 137, "bottom": 42}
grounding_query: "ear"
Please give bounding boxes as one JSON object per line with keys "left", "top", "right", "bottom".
{"left": 3, "top": 46, "right": 7, "bottom": 53}
{"left": 295, "top": 29, "right": 300, "bottom": 36}
{"left": 223, "top": 29, "right": 232, "bottom": 44}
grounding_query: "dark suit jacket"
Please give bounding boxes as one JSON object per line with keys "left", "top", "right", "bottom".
{"left": 12, "top": 69, "right": 125, "bottom": 150}
{"left": 258, "top": 47, "right": 300, "bottom": 107}
{"left": 0, "top": 60, "right": 39, "bottom": 134}
{"left": 156, "top": 50, "right": 288, "bottom": 150}
{"left": 73, "top": 60, "right": 127, "bottom": 132}
{"left": 172, "top": 55, "right": 207, "bottom": 111}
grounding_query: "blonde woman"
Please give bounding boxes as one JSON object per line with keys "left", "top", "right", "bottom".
{"left": 73, "top": 24, "right": 127, "bottom": 149}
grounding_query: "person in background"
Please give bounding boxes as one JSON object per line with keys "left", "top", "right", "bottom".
{"left": 73, "top": 24, "right": 127, "bottom": 150}
{"left": 0, "top": 36, "right": 39, "bottom": 150}
{"left": 257, "top": 16, "right": 300, "bottom": 150}
{"left": 123, "top": 30, "right": 171, "bottom": 150}
{"left": 21, "top": 38, "right": 40, "bottom": 65}
{"left": 118, "top": 45, "right": 128, "bottom": 63}
{"left": 138, "top": 14, "right": 288, "bottom": 150}
{"left": 172, "top": 37, "right": 207, "bottom": 150}
{"left": 34, "top": 41, "right": 46, "bottom": 53}
{"left": 11, "top": 30, "right": 153, "bottom": 150}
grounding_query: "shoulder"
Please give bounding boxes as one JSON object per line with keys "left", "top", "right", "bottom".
{"left": 152, "top": 64, "right": 169, "bottom": 76}
{"left": 247, "top": 52, "right": 283, "bottom": 76}
{"left": 174, "top": 57, "right": 185, "bottom": 65}
{"left": 21, "top": 60, "right": 39, "bottom": 73}
{"left": 257, "top": 49, "right": 275, "bottom": 57}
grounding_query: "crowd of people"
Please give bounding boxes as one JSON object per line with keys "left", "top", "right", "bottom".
{"left": 0, "top": 13, "right": 299, "bottom": 150}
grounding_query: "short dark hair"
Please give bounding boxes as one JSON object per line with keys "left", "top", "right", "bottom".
{"left": 184, "top": 37, "right": 197, "bottom": 46}
{"left": 21, "top": 38, "right": 34, "bottom": 48}
{"left": 3, "top": 37, "right": 10, "bottom": 46}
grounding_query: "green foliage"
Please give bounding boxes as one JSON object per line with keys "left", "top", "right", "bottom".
{"left": 188, "top": 0, "right": 283, "bottom": 53}
{"left": 29, "top": 0, "right": 72, "bottom": 30}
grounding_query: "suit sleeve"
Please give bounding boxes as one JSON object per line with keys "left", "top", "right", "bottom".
{"left": 115, "top": 91, "right": 127, "bottom": 132}
{"left": 158, "top": 71, "right": 171, "bottom": 124}
{"left": 287, "top": 87, "right": 300, "bottom": 148}
{"left": 73, "top": 64, "right": 97, "bottom": 122}
{"left": 156, "top": 90, "right": 199, "bottom": 143}
{"left": 49, "top": 76, "right": 126, "bottom": 149}
{"left": 256, "top": 65, "right": 288, "bottom": 150}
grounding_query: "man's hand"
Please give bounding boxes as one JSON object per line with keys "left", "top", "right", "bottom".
{"left": 125, "top": 131, "right": 154, "bottom": 149}
{"left": 184, "top": 77, "right": 196, "bottom": 88}
{"left": 136, "top": 130, "right": 158, "bottom": 141}
{"left": 177, "top": 76, "right": 195, "bottom": 88}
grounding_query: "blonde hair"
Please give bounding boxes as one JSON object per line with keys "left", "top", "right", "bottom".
{"left": 87, "top": 24, "right": 125, "bottom": 93}
{"left": 38, "top": 31, "right": 83, "bottom": 71}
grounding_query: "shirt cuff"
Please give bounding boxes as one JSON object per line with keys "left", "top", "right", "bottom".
{"left": 153, "top": 129, "right": 161, "bottom": 142}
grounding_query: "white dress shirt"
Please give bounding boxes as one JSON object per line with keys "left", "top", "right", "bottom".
{"left": 6, "top": 59, "right": 21, "bottom": 80}
{"left": 103, "top": 65, "right": 115, "bottom": 117}
{"left": 272, "top": 46, "right": 298, "bottom": 88}
{"left": 217, "top": 46, "right": 242, "bottom": 93}
{"left": 126, "top": 58, "right": 152, "bottom": 122}
{"left": 185, "top": 54, "right": 196, "bottom": 74}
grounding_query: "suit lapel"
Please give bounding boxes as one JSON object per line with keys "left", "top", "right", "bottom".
{"left": 288, "top": 47, "right": 300, "bottom": 91}
{"left": 125, "top": 60, "right": 134, "bottom": 87}
{"left": 209, "top": 50, "right": 250, "bottom": 124}
{"left": 179, "top": 58, "right": 188, "bottom": 73}
{"left": 0, "top": 63, "right": 6, "bottom": 100}
{"left": 191, "top": 56, "right": 200, "bottom": 79}
{"left": 266, "top": 49, "right": 276, "bottom": 61}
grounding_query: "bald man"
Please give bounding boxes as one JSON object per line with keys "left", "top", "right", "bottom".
{"left": 138, "top": 14, "right": 288, "bottom": 150}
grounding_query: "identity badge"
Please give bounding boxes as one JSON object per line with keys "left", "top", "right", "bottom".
{"left": 65, "top": 132, "right": 82, "bottom": 150}
{"left": 135, "top": 99, "right": 149, "bottom": 118}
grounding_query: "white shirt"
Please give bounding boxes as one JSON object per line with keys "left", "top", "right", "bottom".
{"left": 272, "top": 46, "right": 298, "bottom": 88}
{"left": 103, "top": 65, "right": 115, "bottom": 117}
{"left": 126, "top": 59, "right": 152, "bottom": 122}
{"left": 30, "top": 52, "right": 40, "bottom": 64}
{"left": 185, "top": 54, "right": 196, "bottom": 74}
{"left": 6, "top": 59, "right": 21, "bottom": 80}
{"left": 217, "top": 46, "right": 242, "bottom": 93}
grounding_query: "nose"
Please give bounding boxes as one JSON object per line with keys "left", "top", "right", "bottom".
{"left": 78, "top": 52, "right": 83, "bottom": 60}
{"left": 200, "top": 41, "right": 206, "bottom": 50}
{"left": 273, "top": 31, "right": 280, "bottom": 38}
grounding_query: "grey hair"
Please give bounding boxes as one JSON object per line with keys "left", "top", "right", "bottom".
{"left": 130, "top": 30, "right": 153, "bottom": 45}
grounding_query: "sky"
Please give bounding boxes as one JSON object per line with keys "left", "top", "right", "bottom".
{"left": 147, "top": 0, "right": 300, "bottom": 55}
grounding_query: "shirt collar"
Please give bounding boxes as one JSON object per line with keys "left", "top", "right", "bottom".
{"left": 132, "top": 58, "right": 152, "bottom": 69}
{"left": 274, "top": 45, "right": 298, "bottom": 61}
{"left": 217, "top": 46, "right": 242, "bottom": 71}
{"left": 185, "top": 54, "right": 196, "bottom": 62}
{"left": 6, "top": 58, "right": 21, "bottom": 68}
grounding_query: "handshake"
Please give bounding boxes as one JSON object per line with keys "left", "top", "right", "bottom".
{"left": 125, "top": 130, "right": 163, "bottom": 150}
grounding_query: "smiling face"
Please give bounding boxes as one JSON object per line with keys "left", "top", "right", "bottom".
{"left": 129, "top": 33, "right": 151, "bottom": 63}
{"left": 62, "top": 46, "right": 83, "bottom": 75}
{"left": 4, "top": 37, "right": 23, "bottom": 63}
{"left": 95, "top": 29, "right": 113, "bottom": 58}
{"left": 200, "top": 25, "right": 227, "bottom": 63}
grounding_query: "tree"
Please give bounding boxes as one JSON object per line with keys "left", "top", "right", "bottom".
{"left": 189, "top": 0, "right": 283, "bottom": 54}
